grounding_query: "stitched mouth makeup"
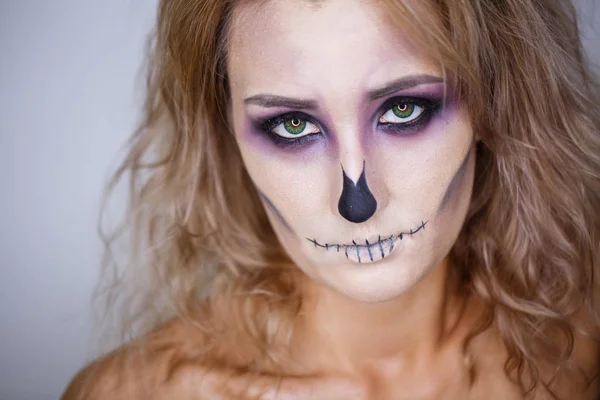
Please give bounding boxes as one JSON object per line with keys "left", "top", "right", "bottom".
{"left": 307, "top": 221, "right": 428, "bottom": 264}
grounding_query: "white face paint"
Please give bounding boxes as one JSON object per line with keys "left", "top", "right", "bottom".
{"left": 228, "top": 0, "right": 475, "bottom": 302}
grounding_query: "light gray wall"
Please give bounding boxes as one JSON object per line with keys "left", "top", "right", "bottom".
{"left": 0, "top": 1, "right": 157, "bottom": 399}
{"left": 0, "top": 1, "right": 598, "bottom": 399}
{"left": 579, "top": 0, "right": 600, "bottom": 67}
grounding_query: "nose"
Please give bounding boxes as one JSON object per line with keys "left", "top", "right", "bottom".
{"left": 338, "top": 161, "right": 377, "bottom": 223}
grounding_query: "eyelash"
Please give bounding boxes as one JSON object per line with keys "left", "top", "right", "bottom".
{"left": 256, "top": 96, "right": 441, "bottom": 146}
{"left": 256, "top": 112, "right": 321, "bottom": 148}
{"left": 377, "top": 97, "right": 440, "bottom": 132}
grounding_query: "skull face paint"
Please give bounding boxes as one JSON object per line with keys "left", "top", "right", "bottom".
{"left": 307, "top": 221, "right": 428, "bottom": 264}
{"left": 228, "top": 0, "right": 475, "bottom": 302}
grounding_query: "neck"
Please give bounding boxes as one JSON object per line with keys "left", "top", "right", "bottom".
{"left": 292, "top": 257, "right": 470, "bottom": 375}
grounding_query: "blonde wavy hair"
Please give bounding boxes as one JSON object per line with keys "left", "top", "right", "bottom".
{"left": 95, "top": 0, "right": 600, "bottom": 397}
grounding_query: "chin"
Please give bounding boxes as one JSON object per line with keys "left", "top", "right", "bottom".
{"left": 277, "top": 211, "right": 466, "bottom": 304}
{"left": 297, "top": 242, "right": 447, "bottom": 303}
{"left": 343, "top": 262, "right": 439, "bottom": 303}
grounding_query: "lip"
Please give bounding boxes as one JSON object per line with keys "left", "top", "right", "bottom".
{"left": 307, "top": 221, "right": 427, "bottom": 264}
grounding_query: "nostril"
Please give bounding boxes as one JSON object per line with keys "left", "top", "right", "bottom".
{"left": 338, "top": 162, "right": 377, "bottom": 223}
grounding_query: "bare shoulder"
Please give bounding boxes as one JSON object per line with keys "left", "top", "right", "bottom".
{"left": 60, "top": 317, "right": 214, "bottom": 400}
{"left": 59, "top": 313, "right": 302, "bottom": 400}
{"left": 61, "top": 314, "right": 366, "bottom": 400}
{"left": 521, "top": 309, "right": 599, "bottom": 399}
{"left": 466, "top": 299, "right": 600, "bottom": 400}
{"left": 544, "top": 310, "right": 600, "bottom": 399}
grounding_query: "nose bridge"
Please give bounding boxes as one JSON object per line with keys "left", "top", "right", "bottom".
{"left": 336, "top": 121, "right": 365, "bottom": 180}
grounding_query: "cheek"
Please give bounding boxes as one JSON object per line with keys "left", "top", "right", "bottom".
{"left": 235, "top": 130, "right": 334, "bottom": 230}
{"left": 372, "top": 104, "right": 474, "bottom": 216}
{"left": 237, "top": 118, "right": 329, "bottom": 156}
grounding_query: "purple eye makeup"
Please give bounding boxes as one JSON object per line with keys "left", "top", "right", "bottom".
{"left": 247, "top": 93, "right": 443, "bottom": 150}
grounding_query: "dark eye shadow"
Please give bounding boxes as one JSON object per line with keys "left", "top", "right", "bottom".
{"left": 253, "top": 111, "right": 311, "bottom": 131}
{"left": 251, "top": 111, "right": 324, "bottom": 149}
{"left": 376, "top": 96, "right": 442, "bottom": 135}
{"left": 264, "top": 131, "right": 322, "bottom": 149}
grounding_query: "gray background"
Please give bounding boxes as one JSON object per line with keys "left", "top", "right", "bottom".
{"left": 0, "top": 1, "right": 598, "bottom": 399}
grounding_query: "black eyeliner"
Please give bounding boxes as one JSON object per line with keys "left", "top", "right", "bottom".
{"left": 377, "top": 96, "right": 442, "bottom": 134}
{"left": 265, "top": 131, "right": 321, "bottom": 148}
{"left": 253, "top": 111, "right": 323, "bottom": 148}
{"left": 251, "top": 95, "right": 442, "bottom": 148}
{"left": 254, "top": 111, "right": 311, "bottom": 132}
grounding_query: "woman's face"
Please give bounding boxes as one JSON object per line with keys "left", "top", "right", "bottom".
{"left": 228, "top": 0, "right": 475, "bottom": 302}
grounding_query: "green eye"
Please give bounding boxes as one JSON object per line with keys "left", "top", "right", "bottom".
{"left": 284, "top": 118, "right": 306, "bottom": 135}
{"left": 379, "top": 101, "right": 425, "bottom": 126}
{"left": 392, "top": 103, "right": 415, "bottom": 119}
{"left": 270, "top": 116, "right": 321, "bottom": 139}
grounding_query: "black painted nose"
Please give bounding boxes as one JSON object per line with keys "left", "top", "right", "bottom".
{"left": 338, "top": 163, "right": 377, "bottom": 223}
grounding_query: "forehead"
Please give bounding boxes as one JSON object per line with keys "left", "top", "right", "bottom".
{"left": 227, "top": 0, "right": 440, "bottom": 98}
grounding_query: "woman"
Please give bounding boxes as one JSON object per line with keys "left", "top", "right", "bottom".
{"left": 63, "top": 0, "right": 600, "bottom": 398}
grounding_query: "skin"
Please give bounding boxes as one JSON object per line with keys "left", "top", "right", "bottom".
{"left": 229, "top": 0, "right": 474, "bottom": 303}
{"left": 229, "top": 0, "right": 474, "bottom": 362}
{"left": 61, "top": 0, "right": 599, "bottom": 398}
{"left": 226, "top": 0, "right": 598, "bottom": 397}
{"left": 225, "top": 0, "right": 498, "bottom": 396}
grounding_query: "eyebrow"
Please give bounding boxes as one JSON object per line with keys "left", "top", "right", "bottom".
{"left": 367, "top": 74, "right": 444, "bottom": 101}
{"left": 243, "top": 74, "right": 444, "bottom": 109}
{"left": 244, "top": 95, "right": 318, "bottom": 110}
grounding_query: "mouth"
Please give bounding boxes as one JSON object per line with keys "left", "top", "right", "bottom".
{"left": 306, "top": 221, "right": 428, "bottom": 264}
